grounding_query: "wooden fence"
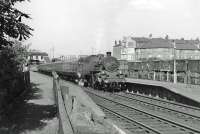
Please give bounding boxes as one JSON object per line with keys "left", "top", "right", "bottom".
{"left": 52, "top": 71, "right": 74, "bottom": 134}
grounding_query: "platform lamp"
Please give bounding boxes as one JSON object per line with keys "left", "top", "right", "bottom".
{"left": 173, "top": 40, "right": 177, "bottom": 83}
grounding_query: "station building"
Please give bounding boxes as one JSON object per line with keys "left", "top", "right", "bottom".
{"left": 113, "top": 36, "right": 200, "bottom": 61}
{"left": 28, "top": 50, "right": 50, "bottom": 64}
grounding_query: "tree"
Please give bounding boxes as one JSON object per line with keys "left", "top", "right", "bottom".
{"left": 0, "top": 0, "right": 32, "bottom": 103}
{"left": 0, "top": 0, "right": 32, "bottom": 64}
{"left": 0, "top": 0, "right": 32, "bottom": 48}
{"left": 0, "top": 0, "right": 32, "bottom": 71}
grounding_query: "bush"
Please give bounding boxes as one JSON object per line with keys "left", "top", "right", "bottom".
{"left": 0, "top": 0, "right": 32, "bottom": 108}
{"left": 0, "top": 44, "right": 27, "bottom": 106}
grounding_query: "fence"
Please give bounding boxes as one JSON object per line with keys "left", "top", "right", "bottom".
{"left": 126, "top": 60, "right": 200, "bottom": 85}
{"left": 52, "top": 71, "right": 74, "bottom": 134}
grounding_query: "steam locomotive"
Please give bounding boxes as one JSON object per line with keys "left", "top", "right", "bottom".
{"left": 38, "top": 52, "right": 126, "bottom": 92}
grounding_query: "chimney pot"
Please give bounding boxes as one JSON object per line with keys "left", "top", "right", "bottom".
{"left": 106, "top": 52, "right": 111, "bottom": 57}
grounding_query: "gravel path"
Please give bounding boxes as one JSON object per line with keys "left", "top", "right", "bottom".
{"left": 0, "top": 71, "right": 58, "bottom": 134}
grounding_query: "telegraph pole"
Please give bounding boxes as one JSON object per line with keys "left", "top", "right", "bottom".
{"left": 173, "top": 41, "right": 177, "bottom": 83}
{"left": 52, "top": 46, "right": 55, "bottom": 59}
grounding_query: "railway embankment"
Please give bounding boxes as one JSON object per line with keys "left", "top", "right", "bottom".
{"left": 52, "top": 71, "right": 126, "bottom": 134}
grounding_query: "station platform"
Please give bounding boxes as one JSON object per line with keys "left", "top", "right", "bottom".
{"left": 60, "top": 79, "right": 105, "bottom": 118}
{"left": 126, "top": 78, "right": 200, "bottom": 103}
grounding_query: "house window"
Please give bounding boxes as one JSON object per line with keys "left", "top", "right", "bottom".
{"left": 41, "top": 56, "right": 43, "bottom": 59}
{"left": 184, "top": 55, "right": 187, "bottom": 59}
{"left": 36, "top": 55, "right": 38, "bottom": 59}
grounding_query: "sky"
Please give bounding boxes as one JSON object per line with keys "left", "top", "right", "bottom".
{"left": 17, "top": 0, "right": 200, "bottom": 57}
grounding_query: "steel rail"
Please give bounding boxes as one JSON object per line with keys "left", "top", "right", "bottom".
{"left": 85, "top": 89, "right": 200, "bottom": 134}
{"left": 99, "top": 104, "right": 162, "bottom": 134}
{"left": 125, "top": 92, "right": 200, "bottom": 111}
{"left": 115, "top": 93, "right": 200, "bottom": 119}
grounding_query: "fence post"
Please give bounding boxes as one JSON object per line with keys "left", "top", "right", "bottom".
{"left": 26, "top": 71, "right": 30, "bottom": 88}
{"left": 23, "top": 71, "right": 30, "bottom": 90}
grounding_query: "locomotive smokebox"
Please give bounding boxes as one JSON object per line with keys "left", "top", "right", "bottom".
{"left": 106, "top": 52, "right": 111, "bottom": 57}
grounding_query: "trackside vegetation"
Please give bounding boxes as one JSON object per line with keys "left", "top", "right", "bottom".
{"left": 0, "top": 0, "right": 32, "bottom": 109}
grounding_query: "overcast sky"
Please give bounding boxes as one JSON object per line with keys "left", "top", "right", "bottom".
{"left": 18, "top": 0, "right": 200, "bottom": 57}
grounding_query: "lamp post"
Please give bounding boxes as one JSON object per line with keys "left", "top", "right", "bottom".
{"left": 173, "top": 41, "right": 177, "bottom": 83}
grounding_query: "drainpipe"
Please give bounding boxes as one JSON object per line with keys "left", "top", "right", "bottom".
{"left": 173, "top": 41, "right": 177, "bottom": 83}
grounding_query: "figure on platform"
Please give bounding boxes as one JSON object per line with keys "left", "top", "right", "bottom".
{"left": 22, "top": 62, "right": 30, "bottom": 88}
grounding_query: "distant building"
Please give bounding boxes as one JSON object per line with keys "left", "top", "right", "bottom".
{"left": 113, "top": 36, "right": 200, "bottom": 61}
{"left": 113, "top": 36, "right": 149, "bottom": 61}
{"left": 78, "top": 55, "right": 88, "bottom": 59}
{"left": 58, "top": 55, "right": 79, "bottom": 62}
{"left": 113, "top": 40, "right": 123, "bottom": 60}
{"left": 28, "top": 50, "right": 49, "bottom": 64}
{"left": 136, "top": 38, "right": 200, "bottom": 61}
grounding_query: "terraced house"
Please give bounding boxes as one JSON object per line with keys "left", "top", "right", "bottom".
{"left": 113, "top": 36, "right": 200, "bottom": 61}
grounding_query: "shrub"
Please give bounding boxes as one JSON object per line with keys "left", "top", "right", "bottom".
{"left": 0, "top": 0, "right": 32, "bottom": 107}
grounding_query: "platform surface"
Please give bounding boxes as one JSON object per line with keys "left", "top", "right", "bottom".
{"left": 60, "top": 80, "right": 106, "bottom": 118}
{"left": 126, "top": 78, "right": 200, "bottom": 103}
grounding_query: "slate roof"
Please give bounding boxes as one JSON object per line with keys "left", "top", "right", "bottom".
{"left": 137, "top": 38, "right": 171, "bottom": 49}
{"left": 131, "top": 37, "right": 149, "bottom": 43}
{"left": 135, "top": 38, "right": 199, "bottom": 50}
{"left": 29, "top": 52, "right": 48, "bottom": 56}
{"left": 173, "top": 39, "right": 199, "bottom": 45}
{"left": 175, "top": 43, "right": 198, "bottom": 50}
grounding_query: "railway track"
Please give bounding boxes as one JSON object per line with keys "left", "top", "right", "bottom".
{"left": 100, "top": 106, "right": 160, "bottom": 134}
{"left": 109, "top": 92, "right": 200, "bottom": 129}
{"left": 123, "top": 92, "right": 200, "bottom": 113}
{"left": 85, "top": 89, "right": 200, "bottom": 134}
{"left": 118, "top": 92, "right": 200, "bottom": 118}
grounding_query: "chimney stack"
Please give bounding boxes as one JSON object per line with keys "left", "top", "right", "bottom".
{"left": 119, "top": 40, "right": 122, "bottom": 45}
{"left": 106, "top": 52, "right": 111, "bottom": 57}
{"left": 114, "top": 40, "right": 117, "bottom": 46}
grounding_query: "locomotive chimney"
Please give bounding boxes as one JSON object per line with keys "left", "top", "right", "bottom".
{"left": 106, "top": 52, "right": 111, "bottom": 57}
